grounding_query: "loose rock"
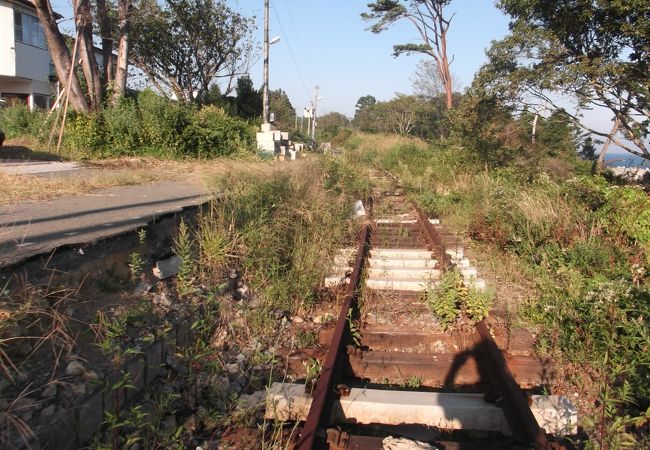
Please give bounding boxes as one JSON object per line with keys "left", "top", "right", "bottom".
{"left": 234, "top": 284, "right": 250, "bottom": 301}
{"left": 65, "top": 361, "right": 86, "bottom": 377}
{"left": 237, "top": 390, "right": 266, "bottom": 409}
{"left": 41, "top": 383, "right": 57, "bottom": 399}
{"left": 82, "top": 370, "right": 99, "bottom": 382}
{"left": 41, "top": 404, "right": 56, "bottom": 417}
{"left": 225, "top": 363, "right": 239, "bottom": 375}
{"left": 133, "top": 281, "right": 153, "bottom": 295}
{"left": 70, "top": 383, "right": 87, "bottom": 396}
{"left": 153, "top": 256, "right": 182, "bottom": 279}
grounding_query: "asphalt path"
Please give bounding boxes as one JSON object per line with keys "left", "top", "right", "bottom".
{"left": 0, "top": 160, "right": 80, "bottom": 175}
{"left": 0, "top": 180, "right": 210, "bottom": 267}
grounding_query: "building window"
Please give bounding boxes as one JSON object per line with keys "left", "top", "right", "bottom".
{"left": 14, "top": 11, "right": 46, "bottom": 49}
{"left": 33, "top": 94, "right": 49, "bottom": 109}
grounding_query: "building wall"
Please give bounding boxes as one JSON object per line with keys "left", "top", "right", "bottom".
{"left": 0, "top": 1, "right": 53, "bottom": 108}
{"left": 15, "top": 40, "right": 50, "bottom": 86}
{"left": 0, "top": 1, "right": 17, "bottom": 77}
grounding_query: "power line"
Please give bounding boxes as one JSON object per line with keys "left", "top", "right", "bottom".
{"left": 270, "top": 2, "right": 312, "bottom": 100}
{"left": 279, "top": 0, "right": 317, "bottom": 83}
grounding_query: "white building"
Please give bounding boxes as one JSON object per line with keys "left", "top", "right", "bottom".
{"left": 0, "top": 0, "right": 54, "bottom": 109}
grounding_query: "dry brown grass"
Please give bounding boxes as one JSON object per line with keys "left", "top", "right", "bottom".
{"left": 0, "top": 156, "right": 283, "bottom": 206}
{"left": 350, "top": 132, "right": 428, "bottom": 154}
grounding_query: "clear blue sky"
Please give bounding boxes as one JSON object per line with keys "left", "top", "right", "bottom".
{"left": 236, "top": 0, "right": 511, "bottom": 117}
{"left": 51, "top": 0, "right": 510, "bottom": 117}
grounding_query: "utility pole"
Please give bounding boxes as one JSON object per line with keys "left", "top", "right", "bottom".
{"left": 311, "top": 85, "right": 320, "bottom": 140}
{"left": 262, "top": 0, "right": 270, "bottom": 124}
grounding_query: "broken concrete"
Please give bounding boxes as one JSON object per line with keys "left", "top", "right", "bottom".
{"left": 153, "top": 255, "right": 182, "bottom": 279}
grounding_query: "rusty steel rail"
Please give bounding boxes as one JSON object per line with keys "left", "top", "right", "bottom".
{"left": 473, "top": 320, "right": 552, "bottom": 448}
{"left": 417, "top": 205, "right": 556, "bottom": 450}
{"left": 413, "top": 203, "right": 453, "bottom": 270}
{"left": 296, "top": 222, "right": 372, "bottom": 450}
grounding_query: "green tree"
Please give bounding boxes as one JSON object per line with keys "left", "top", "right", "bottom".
{"left": 479, "top": 0, "right": 650, "bottom": 160}
{"left": 537, "top": 109, "right": 580, "bottom": 159}
{"left": 353, "top": 95, "right": 378, "bottom": 132}
{"left": 235, "top": 75, "right": 262, "bottom": 119}
{"left": 268, "top": 89, "right": 295, "bottom": 130}
{"left": 317, "top": 112, "right": 350, "bottom": 139}
{"left": 579, "top": 136, "right": 599, "bottom": 161}
{"left": 131, "top": 0, "right": 255, "bottom": 103}
{"left": 375, "top": 95, "right": 419, "bottom": 135}
{"left": 448, "top": 86, "right": 518, "bottom": 165}
{"left": 362, "top": 1, "right": 455, "bottom": 109}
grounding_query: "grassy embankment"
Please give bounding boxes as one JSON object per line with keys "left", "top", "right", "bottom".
{"left": 340, "top": 131, "right": 650, "bottom": 448}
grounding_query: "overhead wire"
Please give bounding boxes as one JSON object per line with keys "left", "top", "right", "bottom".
{"left": 270, "top": 2, "right": 313, "bottom": 101}
{"left": 278, "top": 0, "right": 317, "bottom": 84}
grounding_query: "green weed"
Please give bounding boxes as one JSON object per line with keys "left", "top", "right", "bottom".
{"left": 425, "top": 270, "right": 493, "bottom": 330}
{"left": 128, "top": 252, "right": 144, "bottom": 282}
{"left": 296, "top": 330, "right": 317, "bottom": 348}
{"left": 347, "top": 309, "right": 362, "bottom": 347}
{"left": 173, "top": 218, "right": 197, "bottom": 296}
{"left": 402, "top": 375, "right": 423, "bottom": 389}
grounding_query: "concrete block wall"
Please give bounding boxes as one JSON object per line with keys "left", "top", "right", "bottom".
{"left": 29, "top": 320, "right": 194, "bottom": 449}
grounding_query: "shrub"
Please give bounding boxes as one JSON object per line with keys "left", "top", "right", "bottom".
{"left": 607, "top": 186, "right": 650, "bottom": 246}
{"left": 180, "top": 106, "right": 255, "bottom": 158}
{"left": 0, "top": 105, "right": 46, "bottom": 139}
{"left": 64, "top": 112, "right": 106, "bottom": 157}
{"left": 137, "top": 89, "right": 192, "bottom": 152}
{"left": 102, "top": 97, "right": 142, "bottom": 155}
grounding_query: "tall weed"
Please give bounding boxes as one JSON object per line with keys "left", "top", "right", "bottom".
{"left": 210, "top": 160, "right": 359, "bottom": 337}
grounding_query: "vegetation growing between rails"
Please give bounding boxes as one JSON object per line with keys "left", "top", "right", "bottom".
{"left": 339, "top": 130, "right": 650, "bottom": 447}
{"left": 425, "top": 270, "right": 493, "bottom": 331}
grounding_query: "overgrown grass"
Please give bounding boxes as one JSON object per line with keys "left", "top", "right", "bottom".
{"left": 207, "top": 158, "right": 366, "bottom": 338}
{"left": 341, "top": 131, "right": 650, "bottom": 447}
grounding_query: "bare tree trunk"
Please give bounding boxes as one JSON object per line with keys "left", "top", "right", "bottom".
{"left": 112, "top": 0, "right": 131, "bottom": 105}
{"left": 75, "top": 0, "right": 103, "bottom": 109}
{"left": 432, "top": 1, "right": 453, "bottom": 110}
{"left": 95, "top": 0, "right": 114, "bottom": 85}
{"left": 597, "top": 117, "right": 621, "bottom": 170}
{"left": 531, "top": 112, "right": 539, "bottom": 145}
{"left": 439, "top": 25, "right": 453, "bottom": 110}
{"left": 33, "top": 0, "right": 89, "bottom": 113}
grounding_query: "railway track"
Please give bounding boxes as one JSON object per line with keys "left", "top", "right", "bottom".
{"left": 268, "top": 170, "right": 577, "bottom": 449}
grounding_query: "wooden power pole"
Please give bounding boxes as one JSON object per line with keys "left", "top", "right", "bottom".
{"left": 262, "top": 0, "right": 270, "bottom": 124}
